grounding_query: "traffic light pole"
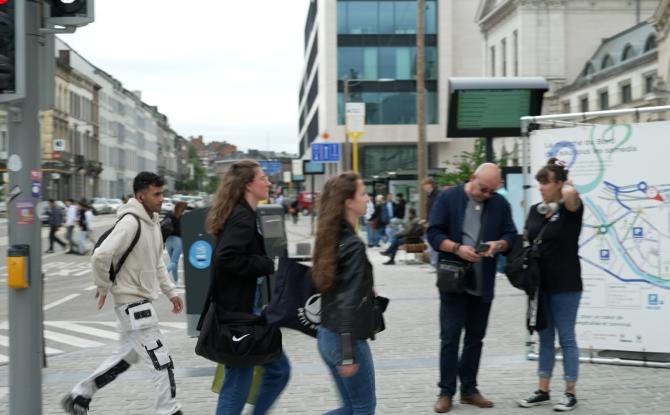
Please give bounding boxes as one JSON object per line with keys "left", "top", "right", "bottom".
{"left": 8, "top": 1, "right": 44, "bottom": 413}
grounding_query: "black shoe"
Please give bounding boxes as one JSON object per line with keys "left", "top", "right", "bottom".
{"left": 45, "top": 249, "right": 54, "bottom": 254}
{"left": 518, "top": 389, "right": 551, "bottom": 408}
{"left": 61, "top": 394, "right": 91, "bottom": 414}
{"left": 383, "top": 259, "right": 395, "bottom": 265}
{"left": 553, "top": 392, "right": 577, "bottom": 411}
{"left": 380, "top": 251, "right": 390, "bottom": 257}
{"left": 66, "top": 250, "right": 77, "bottom": 254}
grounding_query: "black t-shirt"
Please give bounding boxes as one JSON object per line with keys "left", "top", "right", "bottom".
{"left": 526, "top": 203, "right": 584, "bottom": 293}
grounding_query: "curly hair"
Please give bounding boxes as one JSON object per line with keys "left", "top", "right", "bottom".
{"left": 206, "top": 160, "right": 260, "bottom": 235}
{"left": 311, "top": 171, "right": 360, "bottom": 293}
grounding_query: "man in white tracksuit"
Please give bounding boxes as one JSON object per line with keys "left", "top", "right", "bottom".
{"left": 62, "top": 172, "right": 184, "bottom": 415}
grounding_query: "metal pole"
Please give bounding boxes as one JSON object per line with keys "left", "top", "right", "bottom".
{"left": 416, "top": 0, "right": 427, "bottom": 219}
{"left": 9, "top": 1, "right": 43, "bottom": 413}
{"left": 485, "top": 136, "right": 494, "bottom": 162}
{"left": 310, "top": 174, "right": 315, "bottom": 235}
{"left": 343, "top": 76, "right": 350, "bottom": 171}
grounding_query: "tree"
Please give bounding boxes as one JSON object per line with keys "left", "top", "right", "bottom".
{"left": 437, "top": 138, "right": 486, "bottom": 186}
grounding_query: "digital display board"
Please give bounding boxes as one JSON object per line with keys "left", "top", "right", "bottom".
{"left": 447, "top": 78, "right": 548, "bottom": 138}
{"left": 303, "top": 161, "right": 325, "bottom": 175}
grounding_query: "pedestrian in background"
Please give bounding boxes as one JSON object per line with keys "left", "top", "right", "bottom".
{"left": 76, "top": 199, "right": 94, "bottom": 254}
{"left": 381, "top": 208, "right": 424, "bottom": 265}
{"left": 312, "top": 172, "right": 380, "bottom": 414}
{"left": 421, "top": 177, "right": 442, "bottom": 269}
{"left": 45, "top": 198, "right": 66, "bottom": 253}
{"left": 204, "top": 160, "right": 290, "bottom": 415}
{"left": 427, "top": 163, "right": 517, "bottom": 413}
{"left": 61, "top": 172, "right": 184, "bottom": 415}
{"left": 393, "top": 192, "right": 406, "bottom": 219}
{"left": 164, "top": 201, "right": 187, "bottom": 285}
{"left": 65, "top": 198, "right": 78, "bottom": 254}
{"left": 517, "top": 158, "right": 583, "bottom": 412}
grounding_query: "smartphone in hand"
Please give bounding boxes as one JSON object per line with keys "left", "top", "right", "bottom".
{"left": 476, "top": 243, "right": 490, "bottom": 253}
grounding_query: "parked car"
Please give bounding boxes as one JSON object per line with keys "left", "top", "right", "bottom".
{"left": 37, "top": 200, "right": 67, "bottom": 225}
{"left": 91, "top": 198, "right": 113, "bottom": 215}
{"left": 161, "top": 197, "right": 175, "bottom": 214}
{"left": 106, "top": 198, "right": 123, "bottom": 213}
{"left": 297, "top": 191, "right": 318, "bottom": 215}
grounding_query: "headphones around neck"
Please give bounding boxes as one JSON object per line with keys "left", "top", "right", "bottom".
{"left": 537, "top": 199, "right": 563, "bottom": 215}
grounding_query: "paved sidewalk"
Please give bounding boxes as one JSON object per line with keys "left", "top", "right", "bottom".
{"left": 1, "top": 217, "right": 669, "bottom": 414}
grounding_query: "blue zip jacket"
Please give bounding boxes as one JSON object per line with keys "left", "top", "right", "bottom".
{"left": 427, "top": 184, "right": 517, "bottom": 302}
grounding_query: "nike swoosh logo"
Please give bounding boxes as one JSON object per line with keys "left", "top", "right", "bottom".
{"left": 232, "top": 334, "right": 250, "bottom": 342}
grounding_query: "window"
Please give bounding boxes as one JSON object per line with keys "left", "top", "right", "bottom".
{"left": 644, "top": 34, "right": 657, "bottom": 52}
{"left": 501, "top": 38, "right": 507, "bottom": 76}
{"left": 490, "top": 46, "right": 496, "bottom": 76}
{"left": 339, "top": 46, "right": 437, "bottom": 80}
{"left": 582, "top": 62, "right": 595, "bottom": 77}
{"left": 579, "top": 95, "right": 589, "bottom": 113}
{"left": 599, "top": 90, "right": 609, "bottom": 110}
{"left": 337, "top": 1, "right": 437, "bottom": 35}
{"left": 644, "top": 74, "right": 656, "bottom": 94}
{"left": 601, "top": 54, "right": 614, "bottom": 70}
{"left": 621, "top": 83, "right": 632, "bottom": 104}
{"left": 513, "top": 30, "right": 519, "bottom": 76}
{"left": 621, "top": 44, "right": 636, "bottom": 61}
{"left": 561, "top": 101, "right": 570, "bottom": 113}
{"left": 338, "top": 90, "right": 437, "bottom": 125}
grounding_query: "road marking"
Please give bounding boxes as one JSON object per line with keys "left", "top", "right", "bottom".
{"left": 43, "top": 330, "right": 103, "bottom": 348}
{"left": 0, "top": 334, "right": 63, "bottom": 355}
{"left": 0, "top": 355, "right": 7, "bottom": 364}
{"left": 159, "top": 322, "right": 187, "bottom": 329}
{"left": 73, "top": 269, "right": 90, "bottom": 277}
{"left": 45, "top": 321, "right": 119, "bottom": 340}
{"left": 43, "top": 294, "right": 81, "bottom": 311}
{"left": 85, "top": 285, "right": 97, "bottom": 291}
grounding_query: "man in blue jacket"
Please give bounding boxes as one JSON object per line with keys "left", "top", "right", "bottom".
{"left": 427, "top": 163, "right": 517, "bottom": 413}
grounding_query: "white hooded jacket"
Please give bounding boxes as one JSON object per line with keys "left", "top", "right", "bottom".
{"left": 92, "top": 198, "right": 177, "bottom": 304}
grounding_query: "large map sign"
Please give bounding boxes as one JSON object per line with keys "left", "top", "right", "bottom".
{"left": 530, "top": 121, "right": 670, "bottom": 353}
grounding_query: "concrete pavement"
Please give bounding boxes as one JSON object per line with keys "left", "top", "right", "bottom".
{"left": 1, "top": 215, "right": 669, "bottom": 414}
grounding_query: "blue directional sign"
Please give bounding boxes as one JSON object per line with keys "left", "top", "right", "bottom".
{"left": 599, "top": 249, "right": 610, "bottom": 261}
{"left": 311, "top": 143, "right": 340, "bottom": 162}
{"left": 259, "top": 160, "right": 282, "bottom": 175}
{"left": 633, "top": 227, "right": 643, "bottom": 239}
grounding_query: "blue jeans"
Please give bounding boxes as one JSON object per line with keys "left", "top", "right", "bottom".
{"left": 538, "top": 291, "right": 582, "bottom": 382}
{"left": 216, "top": 353, "right": 291, "bottom": 415}
{"left": 384, "top": 236, "right": 405, "bottom": 261}
{"left": 317, "top": 327, "right": 376, "bottom": 415}
{"left": 165, "top": 235, "right": 182, "bottom": 284}
{"left": 438, "top": 291, "right": 492, "bottom": 397}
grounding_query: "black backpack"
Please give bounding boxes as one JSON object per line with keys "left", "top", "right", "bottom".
{"left": 160, "top": 215, "right": 174, "bottom": 242}
{"left": 92, "top": 213, "right": 141, "bottom": 283}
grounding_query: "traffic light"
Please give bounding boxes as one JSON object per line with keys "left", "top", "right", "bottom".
{"left": 0, "top": 0, "right": 17, "bottom": 94}
{"left": 0, "top": 0, "right": 24, "bottom": 101}
{"left": 47, "top": 0, "right": 94, "bottom": 27}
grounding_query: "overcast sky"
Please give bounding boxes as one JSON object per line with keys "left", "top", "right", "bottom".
{"left": 64, "top": 0, "right": 310, "bottom": 154}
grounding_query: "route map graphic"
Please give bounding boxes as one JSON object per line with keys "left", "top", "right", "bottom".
{"left": 531, "top": 122, "right": 670, "bottom": 353}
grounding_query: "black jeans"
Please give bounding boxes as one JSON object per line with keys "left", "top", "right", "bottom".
{"left": 49, "top": 225, "right": 66, "bottom": 250}
{"left": 438, "top": 291, "right": 492, "bottom": 397}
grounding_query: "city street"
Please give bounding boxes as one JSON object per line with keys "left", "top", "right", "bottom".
{"left": 0, "top": 216, "right": 668, "bottom": 414}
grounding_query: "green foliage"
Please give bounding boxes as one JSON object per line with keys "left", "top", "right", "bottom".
{"left": 436, "top": 138, "right": 508, "bottom": 186}
{"left": 436, "top": 138, "right": 486, "bottom": 186}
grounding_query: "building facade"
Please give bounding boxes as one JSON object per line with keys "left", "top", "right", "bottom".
{"left": 299, "top": 0, "right": 483, "bottom": 200}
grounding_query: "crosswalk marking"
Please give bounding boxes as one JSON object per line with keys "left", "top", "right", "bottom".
{"left": 43, "top": 294, "right": 81, "bottom": 311}
{"left": 43, "top": 329, "right": 104, "bottom": 348}
{"left": 0, "top": 320, "right": 186, "bottom": 365}
{"left": 45, "top": 321, "right": 120, "bottom": 341}
{"left": 85, "top": 285, "right": 97, "bottom": 291}
{"left": 0, "top": 334, "right": 63, "bottom": 355}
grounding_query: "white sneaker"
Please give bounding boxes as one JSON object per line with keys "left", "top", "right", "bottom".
{"left": 553, "top": 392, "right": 577, "bottom": 412}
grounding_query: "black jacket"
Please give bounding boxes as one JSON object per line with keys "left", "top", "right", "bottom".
{"left": 320, "top": 222, "right": 376, "bottom": 363}
{"left": 208, "top": 201, "right": 274, "bottom": 313}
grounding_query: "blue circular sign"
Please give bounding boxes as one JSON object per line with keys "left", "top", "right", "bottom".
{"left": 188, "top": 240, "right": 212, "bottom": 270}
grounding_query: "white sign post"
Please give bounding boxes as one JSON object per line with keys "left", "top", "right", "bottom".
{"left": 345, "top": 102, "right": 365, "bottom": 174}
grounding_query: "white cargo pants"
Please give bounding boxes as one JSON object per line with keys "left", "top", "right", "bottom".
{"left": 71, "top": 301, "right": 181, "bottom": 415}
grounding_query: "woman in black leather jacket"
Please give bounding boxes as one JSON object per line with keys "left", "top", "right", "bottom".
{"left": 312, "top": 172, "right": 378, "bottom": 414}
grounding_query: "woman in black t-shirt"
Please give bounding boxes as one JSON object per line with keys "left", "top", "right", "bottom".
{"left": 518, "top": 158, "right": 583, "bottom": 412}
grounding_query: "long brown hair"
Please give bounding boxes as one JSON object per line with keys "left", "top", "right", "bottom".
{"left": 206, "top": 160, "right": 259, "bottom": 235}
{"left": 311, "top": 171, "right": 360, "bottom": 293}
